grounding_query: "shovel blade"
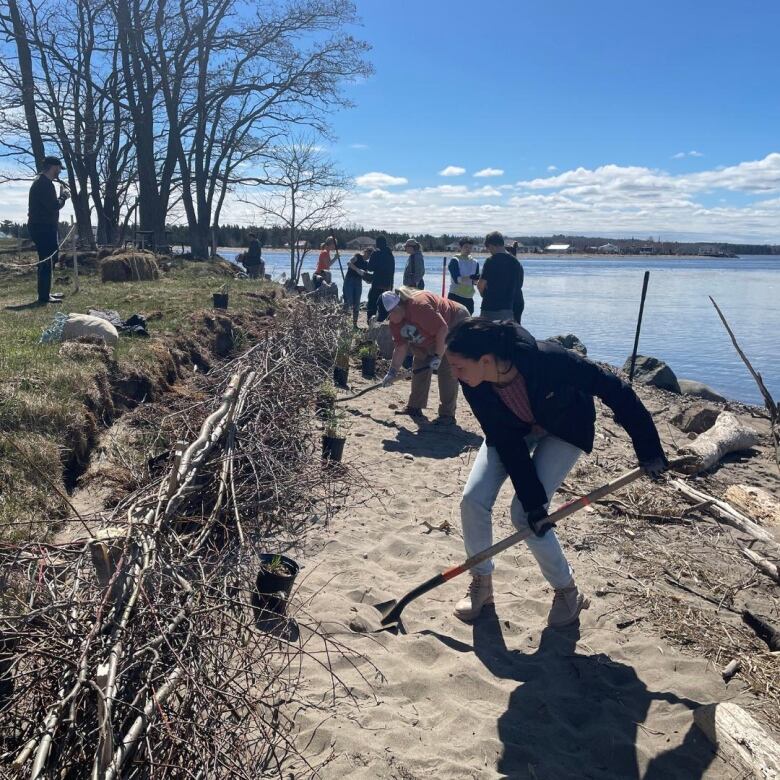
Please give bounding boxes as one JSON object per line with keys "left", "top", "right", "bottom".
{"left": 373, "top": 598, "right": 402, "bottom": 627}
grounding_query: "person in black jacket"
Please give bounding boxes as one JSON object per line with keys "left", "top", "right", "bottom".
{"left": 28, "top": 156, "right": 69, "bottom": 304}
{"left": 506, "top": 240, "right": 525, "bottom": 322}
{"left": 444, "top": 318, "right": 667, "bottom": 626}
{"left": 364, "top": 235, "right": 395, "bottom": 322}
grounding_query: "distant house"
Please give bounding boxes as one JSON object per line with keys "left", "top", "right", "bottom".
{"left": 597, "top": 243, "right": 620, "bottom": 254}
{"left": 445, "top": 241, "right": 461, "bottom": 251}
{"left": 346, "top": 236, "right": 376, "bottom": 250}
{"left": 394, "top": 242, "right": 407, "bottom": 251}
{"left": 545, "top": 243, "right": 572, "bottom": 253}
{"left": 638, "top": 245, "right": 657, "bottom": 255}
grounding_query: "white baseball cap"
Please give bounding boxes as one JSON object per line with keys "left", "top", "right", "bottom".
{"left": 381, "top": 291, "right": 401, "bottom": 312}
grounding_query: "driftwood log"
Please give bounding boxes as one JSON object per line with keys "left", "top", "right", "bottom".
{"left": 694, "top": 702, "right": 780, "bottom": 779}
{"left": 672, "top": 480, "right": 778, "bottom": 549}
{"left": 676, "top": 412, "right": 759, "bottom": 473}
{"left": 726, "top": 484, "right": 780, "bottom": 527}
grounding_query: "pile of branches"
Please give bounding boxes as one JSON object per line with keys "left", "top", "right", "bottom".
{"left": 0, "top": 299, "right": 362, "bottom": 777}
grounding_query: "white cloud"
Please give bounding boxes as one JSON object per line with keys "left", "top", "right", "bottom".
{"left": 474, "top": 167, "right": 504, "bottom": 178}
{"left": 673, "top": 150, "right": 704, "bottom": 159}
{"left": 547, "top": 165, "right": 558, "bottom": 172}
{"left": 350, "top": 143, "right": 369, "bottom": 150}
{"left": 337, "top": 153, "right": 780, "bottom": 241}
{"left": 689, "top": 150, "right": 704, "bottom": 158}
{"left": 439, "top": 165, "right": 466, "bottom": 177}
{"left": 672, "top": 152, "right": 686, "bottom": 159}
{"left": 354, "top": 171, "right": 408, "bottom": 187}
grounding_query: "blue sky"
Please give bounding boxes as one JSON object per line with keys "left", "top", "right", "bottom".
{"left": 325, "top": 0, "right": 780, "bottom": 241}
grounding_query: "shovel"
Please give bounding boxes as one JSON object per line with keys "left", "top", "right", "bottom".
{"left": 372, "top": 457, "right": 692, "bottom": 630}
{"left": 335, "top": 362, "right": 433, "bottom": 403}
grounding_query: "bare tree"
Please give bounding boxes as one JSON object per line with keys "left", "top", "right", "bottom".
{"left": 242, "top": 138, "right": 348, "bottom": 282}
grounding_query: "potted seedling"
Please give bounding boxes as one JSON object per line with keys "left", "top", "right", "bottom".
{"left": 315, "top": 380, "right": 337, "bottom": 420}
{"left": 333, "top": 331, "right": 351, "bottom": 388}
{"left": 358, "top": 342, "right": 378, "bottom": 378}
{"left": 322, "top": 409, "right": 347, "bottom": 462}
{"left": 254, "top": 553, "right": 300, "bottom": 624}
{"left": 213, "top": 282, "right": 229, "bottom": 310}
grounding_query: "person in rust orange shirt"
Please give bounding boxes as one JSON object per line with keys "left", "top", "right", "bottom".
{"left": 313, "top": 236, "right": 336, "bottom": 288}
{"left": 381, "top": 287, "right": 469, "bottom": 423}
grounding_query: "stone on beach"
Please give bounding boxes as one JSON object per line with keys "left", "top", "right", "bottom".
{"left": 623, "top": 354, "right": 681, "bottom": 393}
{"left": 671, "top": 402, "right": 721, "bottom": 434}
{"left": 678, "top": 379, "right": 727, "bottom": 404}
{"left": 547, "top": 333, "right": 587, "bottom": 356}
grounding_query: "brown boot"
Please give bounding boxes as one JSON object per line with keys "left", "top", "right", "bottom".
{"left": 453, "top": 574, "right": 493, "bottom": 621}
{"left": 547, "top": 579, "right": 590, "bottom": 627}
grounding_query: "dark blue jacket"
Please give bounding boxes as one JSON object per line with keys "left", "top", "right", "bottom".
{"left": 460, "top": 324, "right": 665, "bottom": 512}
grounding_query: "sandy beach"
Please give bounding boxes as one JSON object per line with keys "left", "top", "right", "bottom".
{"left": 285, "top": 355, "right": 779, "bottom": 779}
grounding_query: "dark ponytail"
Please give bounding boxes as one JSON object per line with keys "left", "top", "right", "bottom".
{"left": 446, "top": 318, "right": 519, "bottom": 363}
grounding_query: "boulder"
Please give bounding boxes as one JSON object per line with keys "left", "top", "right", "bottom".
{"left": 547, "top": 334, "right": 587, "bottom": 356}
{"left": 678, "top": 379, "right": 727, "bottom": 404}
{"left": 671, "top": 402, "right": 720, "bottom": 434}
{"left": 623, "top": 354, "right": 680, "bottom": 393}
{"left": 367, "top": 319, "right": 394, "bottom": 359}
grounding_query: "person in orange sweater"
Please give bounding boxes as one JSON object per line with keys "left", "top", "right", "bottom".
{"left": 313, "top": 236, "right": 337, "bottom": 288}
{"left": 381, "top": 287, "right": 469, "bottom": 423}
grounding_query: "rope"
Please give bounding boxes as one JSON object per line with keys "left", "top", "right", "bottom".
{"left": 0, "top": 223, "right": 77, "bottom": 269}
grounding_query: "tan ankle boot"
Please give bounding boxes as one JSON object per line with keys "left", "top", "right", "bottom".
{"left": 547, "top": 579, "right": 590, "bottom": 627}
{"left": 453, "top": 574, "right": 494, "bottom": 621}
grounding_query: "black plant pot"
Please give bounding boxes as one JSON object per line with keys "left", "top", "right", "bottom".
{"left": 254, "top": 553, "right": 299, "bottom": 623}
{"left": 322, "top": 434, "right": 346, "bottom": 462}
{"left": 213, "top": 292, "right": 229, "bottom": 310}
{"left": 333, "top": 365, "right": 349, "bottom": 388}
{"left": 361, "top": 355, "right": 376, "bottom": 378}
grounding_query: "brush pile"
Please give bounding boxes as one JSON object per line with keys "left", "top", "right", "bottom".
{"left": 100, "top": 250, "right": 160, "bottom": 282}
{"left": 0, "top": 299, "right": 362, "bottom": 777}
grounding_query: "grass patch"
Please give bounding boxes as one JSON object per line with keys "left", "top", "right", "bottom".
{"left": 0, "top": 259, "right": 278, "bottom": 540}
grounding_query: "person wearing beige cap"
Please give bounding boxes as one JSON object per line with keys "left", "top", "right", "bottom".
{"left": 380, "top": 287, "right": 469, "bottom": 423}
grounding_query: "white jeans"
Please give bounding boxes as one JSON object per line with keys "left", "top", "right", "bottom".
{"left": 460, "top": 435, "right": 583, "bottom": 587}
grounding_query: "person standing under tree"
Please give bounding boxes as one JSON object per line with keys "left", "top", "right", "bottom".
{"left": 447, "top": 237, "right": 480, "bottom": 314}
{"left": 343, "top": 245, "right": 371, "bottom": 328}
{"left": 244, "top": 232, "right": 264, "bottom": 279}
{"left": 478, "top": 231, "right": 519, "bottom": 321}
{"left": 364, "top": 235, "right": 395, "bottom": 322}
{"left": 444, "top": 318, "right": 668, "bottom": 626}
{"left": 28, "top": 156, "right": 69, "bottom": 305}
{"left": 402, "top": 239, "right": 426, "bottom": 289}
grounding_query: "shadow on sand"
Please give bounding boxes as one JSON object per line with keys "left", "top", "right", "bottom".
{"left": 469, "top": 606, "right": 716, "bottom": 779}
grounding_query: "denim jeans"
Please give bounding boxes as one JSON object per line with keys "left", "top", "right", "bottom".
{"left": 342, "top": 276, "right": 362, "bottom": 324}
{"left": 460, "top": 435, "right": 583, "bottom": 587}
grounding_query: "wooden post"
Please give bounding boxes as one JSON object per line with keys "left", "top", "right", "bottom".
{"left": 628, "top": 270, "right": 650, "bottom": 383}
{"left": 441, "top": 256, "right": 446, "bottom": 296}
{"left": 71, "top": 216, "right": 79, "bottom": 294}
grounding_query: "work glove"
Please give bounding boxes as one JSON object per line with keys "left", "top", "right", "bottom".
{"left": 381, "top": 368, "right": 397, "bottom": 387}
{"left": 527, "top": 507, "right": 554, "bottom": 538}
{"left": 429, "top": 355, "right": 442, "bottom": 371}
{"left": 640, "top": 455, "right": 668, "bottom": 481}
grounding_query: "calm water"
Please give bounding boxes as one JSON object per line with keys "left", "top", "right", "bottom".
{"left": 220, "top": 248, "right": 779, "bottom": 405}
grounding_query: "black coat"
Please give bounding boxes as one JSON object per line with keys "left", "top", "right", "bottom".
{"left": 460, "top": 324, "right": 665, "bottom": 512}
{"left": 364, "top": 247, "right": 395, "bottom": 288}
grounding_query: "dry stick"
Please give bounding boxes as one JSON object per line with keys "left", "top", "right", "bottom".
{"left": 709, "top": 295, "right": 779, "bottom": 472}
{"left": 741, "top": 548, "right": 780, "bottom": 585}
{"left": 671, "top": 479, "right": 779, "bottom": 551}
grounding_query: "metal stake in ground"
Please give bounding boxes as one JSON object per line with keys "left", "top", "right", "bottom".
{"left": 628, "top": 270, "right": 650, "bottom": 383}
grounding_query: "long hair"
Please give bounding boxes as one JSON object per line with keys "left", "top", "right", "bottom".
{"left": 397, "top": 285, "right": 422, "bottom": 304}
{"left": 446, "top": 317, "right": 520, "bottom": 362}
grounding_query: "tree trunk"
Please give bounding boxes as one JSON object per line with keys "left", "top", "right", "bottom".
{"left": 6, "top": 0, "right": 46, "bottom": 168}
